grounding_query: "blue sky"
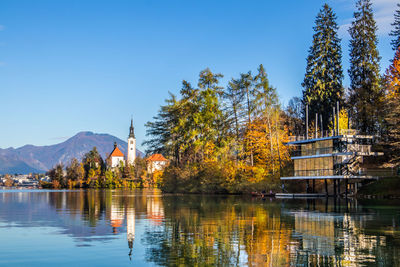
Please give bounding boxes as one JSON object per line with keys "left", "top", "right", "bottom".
{"left": 0, "top": 0, "right": 397, "bottom": 151}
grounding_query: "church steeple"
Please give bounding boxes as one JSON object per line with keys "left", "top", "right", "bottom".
{"left": 129, "top": 118, "right": 135, "bottom": 138}
{"left": 127, "top": 118, "right": 136, "bottom": 165}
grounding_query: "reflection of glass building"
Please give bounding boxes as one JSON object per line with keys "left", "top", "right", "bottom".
{"left": 288, "top": 208, "right": 389, "bottom": 266}
{"left": 293, "top": 211, "right": 336, "bottom": 257}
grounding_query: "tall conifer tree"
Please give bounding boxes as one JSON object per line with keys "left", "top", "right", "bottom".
{"left": 302, "top": 4, "right": 343, "bottom": 131}
{"left": 348, "top": 0, "right": 382, "bottom": 134}
{"left": 390, "top": 3, "right": 400, "bottom": 51}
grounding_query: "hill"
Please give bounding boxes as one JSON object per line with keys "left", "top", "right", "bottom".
{"left": 0, "top": 131, "right": 144, "bottom": 174}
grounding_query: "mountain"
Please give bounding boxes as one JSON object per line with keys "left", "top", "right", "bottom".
{"left": 0, "top": 131, "right": 144, "bottom": 174}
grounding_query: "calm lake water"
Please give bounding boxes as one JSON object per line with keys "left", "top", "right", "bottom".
{"left": 0, "top": 189, "right": 399, "bottom": 266}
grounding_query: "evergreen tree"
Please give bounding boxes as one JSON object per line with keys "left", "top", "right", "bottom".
{"left": 144, "top": 93, "right": 181, "bottom": 161}
{"left": 383, "top": 48, "right": 400, "bottom": 163}
{"left": 225, "top": 78, "right": 245, "bottom": 141}
{"left": 302, "top": 4, "right": 343, "bottom": 131}
{"left": 348, "top": 0, "right": 383, "bottom": 134}
{"left": 390, "top": 3, "right": 400, "bottom": 51}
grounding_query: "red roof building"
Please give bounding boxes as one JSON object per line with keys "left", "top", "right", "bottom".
{"left": 107, "top": 142, "right": 125, "bottom": 168}
{"left": 146, "top": 154, "right": 168, "bottom": 174}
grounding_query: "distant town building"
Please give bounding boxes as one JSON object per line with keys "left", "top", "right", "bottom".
{"left": 106, "top": 142, "right": 125, "bottom": 168}
{"left": 146, "top": 154, "right": 169, "bottom": 174}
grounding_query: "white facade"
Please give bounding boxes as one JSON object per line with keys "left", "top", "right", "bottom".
{"left": 111, "top": 156, "right": 124, "bottom": 168}
{"left": 127, "top": 137, "right": 136, "bottom": 165}
{"left": 147, "top": 160, "right": 168, "bottom": 174}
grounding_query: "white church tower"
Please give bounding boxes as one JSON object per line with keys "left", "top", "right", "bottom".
{"left": 127, "top": 119, "right": 136, "bottom": 165}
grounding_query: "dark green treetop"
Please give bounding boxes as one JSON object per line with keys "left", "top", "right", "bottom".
{"left": 390, "top": 3, "right": 400, "bottom": 51}
{"left": 348, "top": 0, "right": 383, "bottom": 134}
{"left": 302, "top": 4, "right": 343, "bottom": 130}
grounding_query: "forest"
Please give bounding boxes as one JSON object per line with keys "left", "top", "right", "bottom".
{"left": 144, "top": 0, "right": 400, "bottom": 194}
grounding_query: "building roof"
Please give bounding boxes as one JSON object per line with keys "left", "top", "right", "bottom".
{"left": 147, "top": 154, "right": 167, "bottom": 162}
{"left": 109, "top": 145, "right": 125, "bottom": 158}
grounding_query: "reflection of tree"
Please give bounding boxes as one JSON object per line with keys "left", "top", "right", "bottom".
{"left": 143, "top": 196, "right": 294, "bottom": 266}
{"left": 42, "top": 190, "right": 400, "bottom": 266}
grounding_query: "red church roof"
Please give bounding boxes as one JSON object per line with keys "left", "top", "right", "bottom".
{"left": 109, "top": 146, "right": 124, "bottom": 158}
{"left": 146, "top": 154, "right": 167, "bottom": 161}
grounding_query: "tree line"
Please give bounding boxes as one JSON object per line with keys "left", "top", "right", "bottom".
{"left": 145, "top": 0, "right": 400, "bottom": 193}
{"left": 45, "top": 147, "right": 158, "bottom": 189}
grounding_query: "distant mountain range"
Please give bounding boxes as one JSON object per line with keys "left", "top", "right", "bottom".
{"left": 0, "top": 131, "right": 144, "bottom": 174}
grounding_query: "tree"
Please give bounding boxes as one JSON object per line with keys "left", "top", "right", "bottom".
{"left": 197, "top": 68, "right": 225, "bottom": 161}
{"left": 285, "top": 97, "right": 304, "bottom": 136}
{"left": 390, "top": 3, "right": 400, "bottom": 51}
{"left": 144, "top": 93, "right": 181, "bottom": 160}
{"left": 225, "top": 78, "right": 245, "bottom": 142}
{"left": 82, "top": 147, "right": 104, "bottom": 178}
{"left": 253, "top": 64, "right": 280, "bottom": 172}
{"left": 48, "top": 163, "right": 65, "bottom": 187}
{"left": 66, "top": 158, "right": 84, "bottom": 182}
{"left": 383, "top": 47, "right": 400, "bottom": 163}
{"left": 302, "top": 4, "right": 343, "bottom": 131}
{"left": 4, "top": 174, "right": 13, "bottom": 187}
{"left": 348, "top": 0, "right": 383, "bottom": 134}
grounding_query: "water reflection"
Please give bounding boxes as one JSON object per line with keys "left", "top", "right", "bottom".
{"left": 0, "top": 189, "right": 398, "bottom": 266}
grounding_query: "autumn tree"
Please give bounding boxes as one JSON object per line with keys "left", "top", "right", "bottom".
{"left": 82, "top": 147, "right": 104, "bottom": 178}
{"left": 302, "top": 4, "right": 343, "bottom": 131}
{"left": 348, "top": 0, "right": 383, "bottom": 134}
{"left": 66, "top": 158, "right": 84, "bottom": 182}
{"left": 48, "top": 163, "right": 65, "bottom": 188}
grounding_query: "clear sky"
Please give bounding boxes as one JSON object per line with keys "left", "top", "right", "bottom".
{"left": 0, "top": 0, "right": 397, "bottom": 151}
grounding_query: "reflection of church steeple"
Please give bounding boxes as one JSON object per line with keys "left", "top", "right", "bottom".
{"left": 127, "top": 208, "right": 135, "bottom": 260}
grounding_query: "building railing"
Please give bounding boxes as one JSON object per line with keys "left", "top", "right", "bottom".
{"left": 294, "top": 169, "right": 334, "bottom": 176}
{"left": 347, "top": 144, "right": 371, "bottom": 154}
{"left": 291, "top": 147, "right": 335, "bottom": 157}
{"left": 288, "top": 129, "right": 360, "bottom": 142}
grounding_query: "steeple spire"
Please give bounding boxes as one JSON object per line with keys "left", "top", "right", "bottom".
{"left": 129, "top": 118, "right": 135, "bottom": 138}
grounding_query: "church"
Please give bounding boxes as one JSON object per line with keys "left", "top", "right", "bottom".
{"left": 106, "top": 119, "right": 136, "bottom": 168}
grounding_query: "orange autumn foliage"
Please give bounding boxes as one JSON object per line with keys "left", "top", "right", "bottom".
{"left": 244, "top": 115, "right": 290, "bottom": 180}
{"left": 386, "top": 47, "right": 400, "bottom": 97}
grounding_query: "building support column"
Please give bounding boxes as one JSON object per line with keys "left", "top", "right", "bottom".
{"left": 345, "top": 179, "right": 348, "bottom": 198}
{"left": 325, "top": 179, "right": 328, "bottom": 196}
{"left": 338, "top": 179, "right": 341, "bottom": 197}
{"left": 333, "top": 179, "right": 337, "bottom": 197}
{"left": 312, "top": 179, "right": 315, "bottom": 193}
{"left": 306, "top": 179, "right": 309, "bottom": 193}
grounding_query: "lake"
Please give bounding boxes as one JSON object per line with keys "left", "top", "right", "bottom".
{"left": 0, "top": 189, "right": 399, "bottom": 266}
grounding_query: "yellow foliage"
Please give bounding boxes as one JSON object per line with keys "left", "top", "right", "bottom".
{"left": 153, "top": 170, "right": 163, "bottom": 187}
{"left": 244, "top": 115, "right": 290, "bottom": 178}
{"left": 67, "top": 179, "right": 76, "bottom": 189}
{"left": 339, "top": 109, "right": 348, "bottom": 130}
